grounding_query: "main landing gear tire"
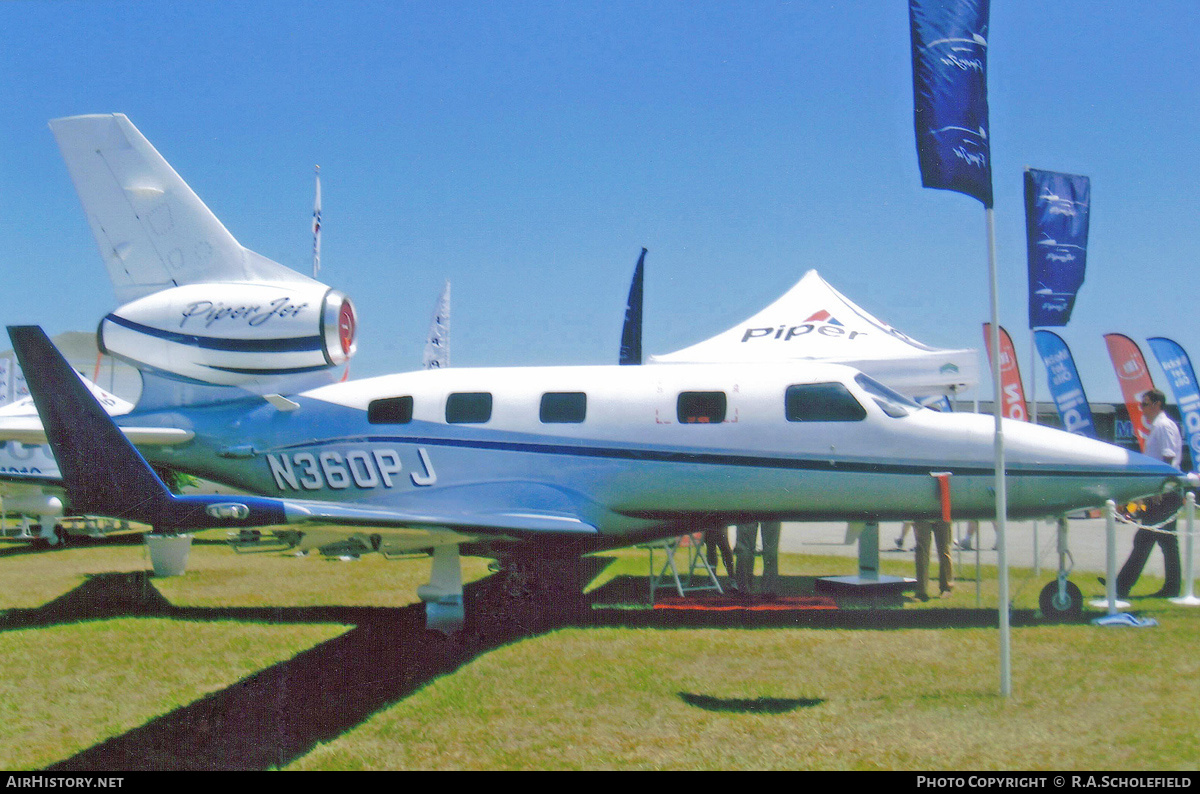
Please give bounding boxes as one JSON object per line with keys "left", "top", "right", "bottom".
{"left": 1039, "top": 580, "right": 1083, "bottom": 619}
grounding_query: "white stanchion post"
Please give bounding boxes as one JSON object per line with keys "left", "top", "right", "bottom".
{"left": 974, "top": 521, "right": 982, "bottom": 608}
{"left": 1089, "top": 500, "right": 1130, "bottom": 613}
{"left": 1033, "top": 519, "right": 1040, "bottom": 577}
{"left": 1104, "top": 500, "right": 1118, "bottom": 615}
{"left": 1171, "top": 492, "right": 1200, "bottom": 606}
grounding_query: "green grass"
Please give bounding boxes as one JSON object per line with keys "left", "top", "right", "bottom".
{"left": 289, "top": 620, "right": 1200, "bottom": 770}
{"left": 0, "top": 618, "right": 347, "bottom": 770}
{"left": 1, "top": 535, "right": 1197, "bottom": 770}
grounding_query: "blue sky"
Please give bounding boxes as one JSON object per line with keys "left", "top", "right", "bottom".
{"left": 2, "top": 1, "right": 1197, "bottom": 403}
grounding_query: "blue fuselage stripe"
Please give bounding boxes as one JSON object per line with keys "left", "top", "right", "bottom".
{"left": 105, "top": 314, "right": 323, "bottom": 353}
{"left": 269, "top": 433, "right": 1157, "bottom": 479}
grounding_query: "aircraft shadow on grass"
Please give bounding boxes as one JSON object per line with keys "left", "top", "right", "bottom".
{"left": 677, "top": 693, "right": 824, "bottom": 714}
{"left": 0, "top": 552, "right": 1053, "bottom": 771}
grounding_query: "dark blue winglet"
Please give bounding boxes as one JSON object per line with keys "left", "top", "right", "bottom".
{"left": 7, "top": 326, "right": 286, "bottom": 530}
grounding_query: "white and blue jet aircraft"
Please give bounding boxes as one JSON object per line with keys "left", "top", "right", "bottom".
{"left": 4, "top": 114, "right": 1185, "bottom": 631}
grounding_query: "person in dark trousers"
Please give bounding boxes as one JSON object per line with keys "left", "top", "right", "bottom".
{"left": 735, "top": 522, "right": 780, "bottom": 597}
{"left": 1114, "top": 389, "right": 1183, "bottom": 598}
{"left": 704, "top": 527, "right": 736, "bottom": 588}
{"left": 913, "top": 519, "right": 953, "bottom": 600}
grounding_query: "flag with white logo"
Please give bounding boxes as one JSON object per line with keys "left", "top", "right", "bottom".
{"left": 1147, "top": 337, "right": 1199, "bottom": 470}
{"left": 982, "top": 324, "right": 1027, "bottom": 421}
{"left": 1035, "top": 330, "right": 1097, "bottom": 438}
{"left": 909, "top": 0, "right": 993, "bottom": 207}
{"left": 1026, "top": 169, "right": 1090, "bottom": 328}
{"left": 423, "top": 280, "right": 450, "bottom": 369}
{"left": 1104, "top": 333, "right": 1155, "bottom": 451}
{"left": 0, "top": 356, "right": 11, "bottom": 406}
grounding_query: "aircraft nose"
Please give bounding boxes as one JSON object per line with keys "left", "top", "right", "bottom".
{"left": 1003, "top": 419, "right": 1183, "bottom": 517}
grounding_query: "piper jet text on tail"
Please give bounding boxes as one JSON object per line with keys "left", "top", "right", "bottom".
{"left": 2, "top": 114, "right": 1185, "bottom": 632}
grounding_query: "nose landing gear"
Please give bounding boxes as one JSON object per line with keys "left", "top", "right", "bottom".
{"left": 1038, "top": 515, "right": 1084, "bottom": 619}
{"left": 1039, "top": 578, "right": 1083, "bottom": 618}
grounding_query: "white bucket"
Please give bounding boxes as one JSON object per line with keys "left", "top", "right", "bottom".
{"left": 145, "top": 533, "right": 193, "bottom": 577}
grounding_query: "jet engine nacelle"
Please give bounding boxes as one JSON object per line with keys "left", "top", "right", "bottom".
{"left": 99, "top": 282, "right": 357, "bottom": 386}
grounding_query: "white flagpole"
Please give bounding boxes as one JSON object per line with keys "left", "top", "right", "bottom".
{"left": 312, "top": 165, "right": 322, "bottom": 279}
{"left": 1030, "top": 329, "right": 1040, "bottom": 576}
{"left": 986, "top": 207, "right": 1012, "bottom": 698}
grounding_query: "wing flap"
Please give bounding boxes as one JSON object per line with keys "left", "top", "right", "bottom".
{"left": 281, "top": 499, "right": 598, "bottom": 537}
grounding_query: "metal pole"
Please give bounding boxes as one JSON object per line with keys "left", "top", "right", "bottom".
{"left": 1090, "top": 499, "right": 1130, "bottom": 613}
{"left": 1030, "top": 330, "right": 1040, "bottom": 577}
{"left": 986, "top": 207, "right": 1011, "bottom": 698}
{"left": 974, "top": 521, "right": 982, "bottom": 608}
{"left": 1105, "top": 499, "right": 1119, "bottom": 614}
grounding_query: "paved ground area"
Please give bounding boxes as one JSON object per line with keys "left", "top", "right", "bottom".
{"left": 773, "top": 517, "right": 1193, "bottom": 579}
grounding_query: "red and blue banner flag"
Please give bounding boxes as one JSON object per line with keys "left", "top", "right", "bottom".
{"left": 982, "top": 323, "right": 1027, "bottom": 421}
{"left": 1104, "top": 333, "right": 1155, "bottom": 451}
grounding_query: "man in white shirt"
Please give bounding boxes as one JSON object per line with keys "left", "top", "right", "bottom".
{"left": 1113, "top": 389, "right": 1183, "bottom": 598}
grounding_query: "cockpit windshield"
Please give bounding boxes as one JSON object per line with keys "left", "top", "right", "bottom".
{"left": 854, "top": 373, "right": 923, "bottom": 418}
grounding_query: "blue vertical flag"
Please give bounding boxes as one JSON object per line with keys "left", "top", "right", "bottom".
{"left": 1147, "top": 337, "right": 1200, "bottom": 470}
{"left": 1034, "top": 330, "right": 1097, "bottom": 438}
{"left": 619, "top": 248, "right": 646, "bottom": 366}
{"left": 1026, "top": 169, "right": 1090, "bottom": 328}
{"left": 909, "top": 0, "right": 993, "bottom": 207}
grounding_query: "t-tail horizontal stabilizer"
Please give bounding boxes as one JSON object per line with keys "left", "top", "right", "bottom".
{"left": 7, "top": 326, "right": 286, "bottom": 531}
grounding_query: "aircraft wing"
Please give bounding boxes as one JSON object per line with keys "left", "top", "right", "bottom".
{"left": 0, "top": 366, "right": 190, "bottom": 444}
{"left": 0, "top": 415, "right": 193, "bottom": 446}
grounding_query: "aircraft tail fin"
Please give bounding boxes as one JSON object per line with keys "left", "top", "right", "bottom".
{"left": 49, "top": 114, "right": 357, "bottom": 394}
{"left": 8, "top": 326, "right": 173, "bottom": 520}
{"left": 49, "top": 113, "right": 314, "bottom": 304}
{"left": 6, "top": 325, "right": 285, "bottom": 529}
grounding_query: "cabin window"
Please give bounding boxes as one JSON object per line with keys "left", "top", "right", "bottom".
{"left": 540, "top": 392, "right": 587, "bottom": 423}
{"left": 785, "top": 383, "right": 867, "bottom": 422}
{"left": 854, "top": 374, "right": 921, "bottom": 418}
{"left": 446, "top": 392, "right": 493, "bottom": 424}
{"left": 677, "top": 391, "right": 727, "bottom": 424}
{"left": 367, "top": 396, "right": 413, "bottom": 424}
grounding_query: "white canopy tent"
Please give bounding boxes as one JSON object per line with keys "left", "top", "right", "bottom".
{"left": 648, "top": 270, "right": 978, "bottom": 398}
